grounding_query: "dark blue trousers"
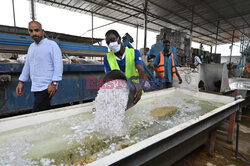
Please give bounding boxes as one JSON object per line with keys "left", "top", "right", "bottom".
{"left": 33, "top": 89, "right": 51, "bottom": 112}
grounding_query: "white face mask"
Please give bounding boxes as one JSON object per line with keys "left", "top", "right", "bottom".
{"left": 108, "top": 41, "right": 121, "bottom": 53}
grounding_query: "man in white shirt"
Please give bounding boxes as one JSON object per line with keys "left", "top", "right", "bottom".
{"left": 16, "top": 21, "right": 63, "bottom": 112}
{"left": 193, "top": 54, "right": 202, "bottom": 71}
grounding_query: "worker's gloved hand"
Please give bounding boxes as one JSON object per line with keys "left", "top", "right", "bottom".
{"left": 134, "top": 84, "right": 143, "bottom": 104}
{"left": 16, "top": 81, "right": 24, "bottom": 96}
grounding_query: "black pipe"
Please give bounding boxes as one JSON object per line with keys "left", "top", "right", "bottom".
{"left": 235, "top": 109, "right": 240, "bottom": 158}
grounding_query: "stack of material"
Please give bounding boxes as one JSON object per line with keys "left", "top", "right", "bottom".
{"left": 156, "top": 28, "right": 191, "bottom": 66}
{"left": 0, "top": 53, "right": 17, "bottom": 63}
{"left": 62, "top": 55, "right": 101, "bottom": 65}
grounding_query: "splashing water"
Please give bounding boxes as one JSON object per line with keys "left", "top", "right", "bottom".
{"left": 93, "top": 79, "right": 129, "bottom": 137}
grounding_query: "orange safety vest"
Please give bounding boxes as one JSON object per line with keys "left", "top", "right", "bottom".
{"left": 157, "top": 51, "right": 176, "bottom": 78}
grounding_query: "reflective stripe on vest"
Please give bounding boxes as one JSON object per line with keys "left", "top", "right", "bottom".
{"left": 157, "top": 51, "right": 177, "bottom": 78}
{"left": 107, "top": 47, "right": 139, "bottom": 79}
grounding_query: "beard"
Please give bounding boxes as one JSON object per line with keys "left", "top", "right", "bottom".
{"left": 32, "top": 35, "right": 43, "bottom": 43}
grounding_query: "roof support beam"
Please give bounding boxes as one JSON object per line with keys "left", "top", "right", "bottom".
{"left": 225, "top": 0, "right": 249, "bottom": 28}
{"left": 178, "top": 11, "right": 250, "bottom": 31}
{"left": 39, "top": 0, "right": 159, "bottom": 32}
{"left": 190, "top": 6, "right": 194, "bottom": 35}
{"left": 63, "top": 0, "right": 73, "bottom": 9}
{"left": 30, "top": 0, "right": 36, "bottom": 21}
{"left": 229, "top": 30, "right": 235, "bottom": 65}
{"left": 74, "top": 1, "right": 86, "bottom": 12}
{"left": 66, "top": 0, "right": 160, "bottom": 32}
{"left": 192, "top": 38, "right": 213, "bottom": 46}
{"left": 215, "top": 21, "right": 220, "bottom": 54}
{"left": 38, "top": 0, "right": 228, "bottom": 45}
{"left": 72, "top": 0, "right": 81, "bottom": 8}
{"left": 104, "top": 0, "right": 226, "bottom": 44}
{"left": 144, "top": 0, "right": 148, "bottom": 55}
{"left": 199, "top": 0, "right": 246, "bottom": 37}
{"left": 11, "top": 0, "right": 16, "bottom": 32}
{"left": 136, "top": 25, "right": 139, "bottom": 49}
{"left": 91, "top": 12, "right": 94, "bottom": 44}
{"left": 46, "top": 0, "right": 214, "bottom": 45}
{"left": 194, "top": 23, "right": 249, "bottom": 40}
{"left": 148, "top": 0, "right": 231, "bottom": 43}
{"left": 81, "top": 13, "right": 145, "bottom": 36}
{"left": 173, "top": 0, "right": 237, "bottom": 41}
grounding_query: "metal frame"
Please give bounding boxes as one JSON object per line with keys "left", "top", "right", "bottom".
{"left": 6, "top": 0, "right": 249, "bottom": 46}
{"left": 0, "top": 88, "right": 244, "bottom": 165}
{"left": 30, "top": 0, "right": 36, "bottom": 20}
{"left": 225, "top": 0, "right": 249, "bottom": 28}
{"left": 11, "top": 0, "right": 16, "bottom": 32}
{"left": 173, "top": 0, "right": 238, "bottom": 42}
{"left": 87, "top": 89, "right": 244, "bottom": 165}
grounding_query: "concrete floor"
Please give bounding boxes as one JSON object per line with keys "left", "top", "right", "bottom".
{"left": 174, "top": 110, "right": 250, "bottom": 166}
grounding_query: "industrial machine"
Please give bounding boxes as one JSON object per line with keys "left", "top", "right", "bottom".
{"left": 199, "top": 64, "right": 230, "bottom": 93}
{"left": 235, "top": 44, "right": 250, "bottom": 78}
{"left": 0, "top": 88, "right": 244, "bottom": 165}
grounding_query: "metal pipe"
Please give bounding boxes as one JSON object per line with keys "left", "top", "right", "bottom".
{"left": 215, "top": 20, "right": 219, "bottom": 54}
{"left": 143, "top": 0, "right": 148, "bottom": 56}
{"left": 12, "top": 0, "right": 16, "bottom": 32}
{"left": 81, "top": 13, "right": 140, "bottom": 36}
{"left": 91, "top": 12, "right": 94, "bottom": 44}
{"left": 30, "top": 0, "right": 35, "bottom": 21}
{"left": 235, "top": 109, "right": 241, "bottom": 158}
{"left": 190, "top": 6, "right": 194, "bottom": 35}
{"left": 210, "top": 46, "right": 212, "bottom": 62}
{"left": 136, "top": 25, "right": 139, "bottom": 49}
{"left": 229, "top": 30, "right": 235, "bottom": 65}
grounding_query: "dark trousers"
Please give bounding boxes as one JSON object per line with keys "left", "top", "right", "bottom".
{"left": 163, "top": 82, "right": 173, "bottom": 89}
{"left": 33, "top": 89, "right": 51, "bottom": 112}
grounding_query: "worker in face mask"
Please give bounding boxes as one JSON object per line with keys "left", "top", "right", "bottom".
{"left": 104, "top": 30, "right": 146, "bottom": 104}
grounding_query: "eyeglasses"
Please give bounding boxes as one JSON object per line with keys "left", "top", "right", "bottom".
{"left": 28, "top": 29, "right": 40, "bottom": 33}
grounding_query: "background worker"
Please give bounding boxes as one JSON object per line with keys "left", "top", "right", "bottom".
{"left": 16, "top": 21, "right": 63, "bottom": 112}
{"left": 192, "top": 53, "right": 202, "bottom": 71}
{"left": 104, "top": 29, "right": 146, "bottom": 104}
{"left": 154, "top": 40, "right": 182, "bottom": 88}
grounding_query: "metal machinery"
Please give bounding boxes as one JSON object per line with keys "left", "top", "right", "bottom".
{"left": 235, "top": 34, "right": 250, "bottom": 78}
{"left": 0, "top": 30, "right": 108, "bottom": 117}
{"left": 199, "top": 64, "right": 230, "bottom": 93}
{"left": 0, "top": 88, "right": 244, "bottom": 165}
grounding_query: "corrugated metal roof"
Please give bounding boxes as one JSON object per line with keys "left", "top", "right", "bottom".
{"left": 36, "top": 0, "right": 250, "bottom": 46}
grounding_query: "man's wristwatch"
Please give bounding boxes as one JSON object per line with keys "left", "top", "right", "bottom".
{"left": 52, "top": 81, "right": 58, "bottom": 86}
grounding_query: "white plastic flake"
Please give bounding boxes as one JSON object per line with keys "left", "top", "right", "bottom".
{"left": 93, "top": 79, "right": 129, "bottom": 137}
